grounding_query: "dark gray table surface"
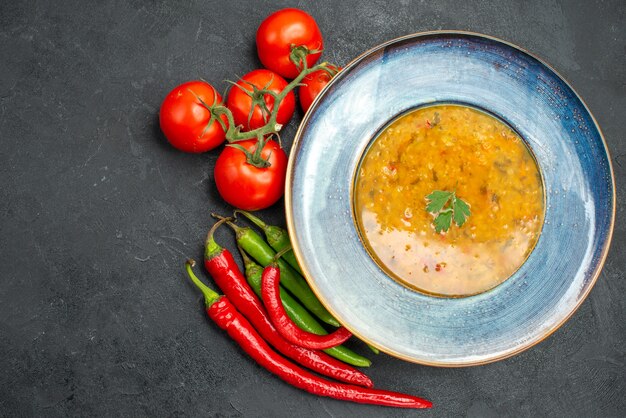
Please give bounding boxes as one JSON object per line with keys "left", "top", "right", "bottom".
{"left": 1, "top": 0, "right": 624, "bottom": 416}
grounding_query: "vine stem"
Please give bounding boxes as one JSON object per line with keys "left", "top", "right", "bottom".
{"left": 202, "top": 50, "right": 333, "bottom": 167}
{"left": 220, "top": 59, "right": 328, "bottom": 143}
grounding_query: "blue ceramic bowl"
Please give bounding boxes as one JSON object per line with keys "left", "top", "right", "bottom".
{"left": 285, "top": 32, "right": 615, "bottom": 366}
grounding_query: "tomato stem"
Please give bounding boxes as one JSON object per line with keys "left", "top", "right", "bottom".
{"left": 207, "top": 48, "right": 332, "bottom": 144}
{"left": 200, "top": 47, "right": 335, "bottom": 169}
{"left": 225, "top": 133, "right": 273, "bottom": 168}
{"left": 251, "top": 133, "right": 268, "bottom": 165}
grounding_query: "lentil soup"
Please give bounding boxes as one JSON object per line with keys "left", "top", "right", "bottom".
{"left": 354, "top": 105, "right": 544, "bottom": 297}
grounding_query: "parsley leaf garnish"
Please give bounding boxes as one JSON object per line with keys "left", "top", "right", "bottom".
{"left": 425, "top": 190, "right": 471, "bottom": 233}
{"left": 432, "top": 209, "right": 453, "bottom": 233}
{"left": 452, "top": 196, "right": 471, "bottom": 228}
{"left": 425, "top": 190, "right": 453, "bottom": 213}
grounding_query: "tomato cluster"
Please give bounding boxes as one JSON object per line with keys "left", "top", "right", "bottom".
{"left": 158, "top": 8, "right": 339, "bottom": 210}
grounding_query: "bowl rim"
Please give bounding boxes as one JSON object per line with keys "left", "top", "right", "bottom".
{"left": 285, "top": 30, "right": 616, "bottom": 367}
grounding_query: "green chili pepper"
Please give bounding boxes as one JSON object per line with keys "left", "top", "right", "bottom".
{"left": 367, "top": 344, "right": 380, "bottom": 355}
{"left": 215, "top": 214, "right": 340, "bottom": 327}
{"left": 238, "top": 247, "right": 371, "bottom": 368}
{"left": 234, "top": 210, "right": 303, "bottom": 275}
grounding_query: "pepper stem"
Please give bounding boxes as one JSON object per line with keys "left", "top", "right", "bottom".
{"left": 233, "top": 210, "right": 268, "bottom": 232}
{"left": 237, "top": 245, "right": 255, "bottom": 269}
{"left": 185, "top": 259, "right": 220, "bottom": 307}
{"left": 211, "top": 213, "right": 244, "bottom": 237}
{"left": 205, "top": 217, "right": 231, "bottom": 259}
{"left": 271, "top": 245, "right": 293, "bottom": 264}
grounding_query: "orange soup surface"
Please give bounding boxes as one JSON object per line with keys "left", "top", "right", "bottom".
{"left": 355, "top": 105, "right": 544, "bottom": 297}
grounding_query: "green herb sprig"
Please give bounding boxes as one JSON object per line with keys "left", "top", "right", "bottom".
{"left": 426, "top": 190, "right": 471, "bottom": 233}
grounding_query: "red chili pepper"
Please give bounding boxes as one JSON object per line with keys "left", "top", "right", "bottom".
{"left": 203, "top": 219, "right": 372, "bottom": 388}
{"left": 262, "top": 262, "right": 352, "bottom": 350}
{"left": 185, "top": 261, "right": 432, "bottom": 409}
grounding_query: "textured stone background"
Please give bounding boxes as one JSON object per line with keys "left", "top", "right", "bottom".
{"left": 0, "top": 0, "right": 624, "bottom": 416}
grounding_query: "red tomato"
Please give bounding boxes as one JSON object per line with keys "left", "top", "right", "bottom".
{"left": 226, "top": 69, "right": 295, "bottom": 131}
{"left": 214, "top": 139, "right": 287, "bottom": 210}
{"left": 299, "top": 66, "right": 340, "bottom": 113}
{"left": 159, "top": 81, "right": 227, "bottom": 153}
{"left": 256, "top": 8, "right": 323, "bottom": 79}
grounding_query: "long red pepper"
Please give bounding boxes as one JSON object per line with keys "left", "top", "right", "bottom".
{"left": 262, "top": 262, "right": 352, "bottom": 350}
{"left": 185, "top": 261, "right": 432, "bottom": 409}
{"left": 203, "top": 220, "right": 372, "bottom": 388}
